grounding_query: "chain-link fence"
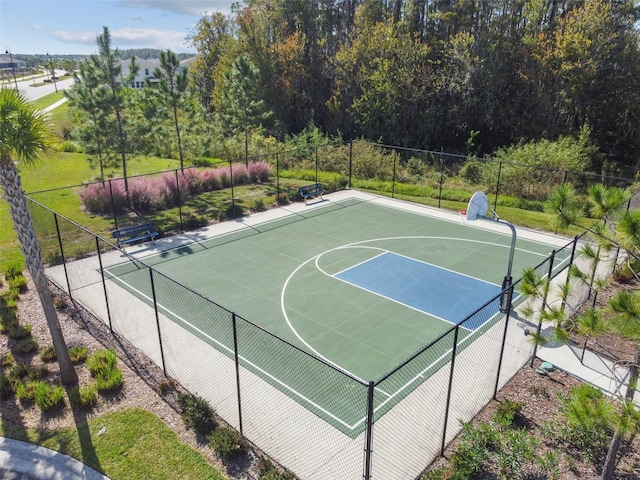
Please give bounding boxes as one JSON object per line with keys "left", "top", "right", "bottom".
{"left": 24, "top": 144, "right": 634, "bottom": 479}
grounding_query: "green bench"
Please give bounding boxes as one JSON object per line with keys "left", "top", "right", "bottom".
{"left": 112, "top": 223, "right": 158, "bottom": 248}
{"left": 298, "top": 183, "right": 326, "bottom": 204}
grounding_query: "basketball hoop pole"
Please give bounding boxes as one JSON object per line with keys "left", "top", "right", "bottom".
{"left": 492, "top": 211, "right": 516, "bottom": 313}
{"left": 466, "top": 191, "right": 516, "bottom": 313}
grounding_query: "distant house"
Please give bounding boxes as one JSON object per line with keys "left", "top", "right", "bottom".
{"left": 120, "top": 56, "right": 194, "bottom": 89}
{"left": 0, "top": 54, "right": 27, "bottom": 73}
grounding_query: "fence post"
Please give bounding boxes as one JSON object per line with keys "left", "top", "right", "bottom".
{"left": 438, "top": 152, "right": 444, "bottom": 209}
{"left": 493, "top": 286, "right": 514, "bottom": 399}
{"left": 95, "top": 237, "right": 113, "bottom": 333}
{"left": 392, "top": 152, "right": 397, "bottom": 199}
{"left": 230, "top": 160, "right": 236, "bottom": 219}
{"left": 561, "top": 236, "right": 579, "bottom": 309}
{"left": 149, "top": 269, "right": 167, "bottom": 377}
{"left": 441, "top": 326, "right": 460, "bottom": 455}
{"left": 530, "top": 250, "right": 556, "bottom": 367}
{"left": 53, "top": 213, "right": 73, "bottom": 298}
{"left": 363, "top": 380, "right": 375, "bottom": 480}
{"left": 348, "top": 140, "right": 353, "bottom": 189}
{"left": 315, "top": 146, "right": 319, "bottom": 183}
{"left": 175, "top": 170, "right": 184, "bottom": 233}
{"left": 494, "top": 161, "right": 502, "bottom": 212}
{"left": 232, "top": 313, "right": 244, "bottom": 435}
{"left": 108, "top": 179, "right": 118, "bottom": 231}
{"left": 276, "top": 153, "right": 280, "bottom": 205}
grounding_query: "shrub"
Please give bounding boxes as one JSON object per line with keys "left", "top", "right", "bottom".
{"left": 7, "top": 322, "right": 32, "bottom": 340}
{"left": 15, "top": 381, "right": 37, "bottom": 402}
{"left": 231, "top": 164, "right": 250, "bottom": 185}
{"left": 177, "top": 392, "right": 217, "bottom": 436}
{"left": 2, "top": 260, "right": 23, "bottom": 280}
{"left": 0, "top": 373, "right": 17, "bottom": 398}
{"left": 420, "top": 466, "right": 449, "bottom": 480}
{"left": 69, "top": 346, "right": 88, "bottom": 363}
{"left": 449, "top": 421, "right": 492, "bottom": 478}
{"left": 128, "top": 177, "right": 167, "bottom": 213}
{"left": 15, "top": 337, "right": 38, "bottom": 354}
{"left": 32, "top": 381, "right": 65, "bottom": 411}
{"left": 161, "top": 171, "right": 188, "bottom": 207}
{"left": 80, "top": 180, "right": 127, "bottom": 214}
{"left": 28, "top": 364, "right": 48, "bottom": 380}
{"left": 257, "top": 456, "right": 296, "bottom": 480}
{"left": 251, "top": 198, "right": 266, "bottom": 212}
{"left": 59, "top": 140, "right": 81, "bottom": 152}
{"left": 209, "top": 427, "right": 247, "bottom": 460}
{"left": 69, "top": 384, "right": 98, "bottom": 409}
{"left": 40, "top": 345, "right": 57, "bottom": 363}
{"left": 216, "top": 166, "right": 232, "bottom": 188}
{"left": 87, "top": 349, "right": 118, "bottom": 374}
{"left": 1, "top": 287, "right": 21, "bottom": 304}
{"left": 53, "top": 296, "right": 68, "bottom": 311}
{"left": 183, "top": 214, "right": 209, "bottom": 230}
{"left": 178, "top": 168, "right": 203, "bottom": 194}
{"left": 248, "top": 161, "right": 272, "bottom": 182}
{"left": 492, "top": 398, "right": 523, "bottom": 427}
{"left": 7, "top": 274, "right": 27, "bottom": 293}
{"left": 200, "top": 169, "right": 222, "bottom": 191}
{"left": 1, "top": 351, "right": 15, "bottom": 368}
{"left": 225, "top": 204, "right": 243, "bottom": 218}
{"left": 94, "top": 367, "right": 123, "bottom": 393}
{"left": 9, "top": 362, "right": 33, "bottom": 379}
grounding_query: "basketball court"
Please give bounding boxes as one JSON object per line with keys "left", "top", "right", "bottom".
{"left": 82, "top": 190, "right": 573, "bottom": 435}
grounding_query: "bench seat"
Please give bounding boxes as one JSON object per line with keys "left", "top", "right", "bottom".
{"left": 298, "top": 183, "right": 326, "bottom": 204}
{"left": 112, "top": 222, "right": 158, "bottom": 248}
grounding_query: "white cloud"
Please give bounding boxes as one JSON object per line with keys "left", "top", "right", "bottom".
{"left": 53, "top": 30, "right": 100, "bottom": 46}
{"left": 117, "top": 0, "right": 236, "bottom": 16}
{"left": 132, "top": 14, "right": 144, "bottom": 21}
{"left": 52, "top": 27, "right": 193, "bottom": 52}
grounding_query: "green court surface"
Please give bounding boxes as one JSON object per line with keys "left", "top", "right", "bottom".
{"left": 105, "top": 198, "right": 569, "bottom": 433}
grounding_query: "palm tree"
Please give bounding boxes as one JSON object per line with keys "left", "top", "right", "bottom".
{"left": 0, "top": 89, "right": 77, "bottom": 384}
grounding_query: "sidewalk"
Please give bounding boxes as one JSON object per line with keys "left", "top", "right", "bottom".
{"left": 538, "top": 341, "right": 640, "bottom": 404}
{"left": 0, "top": 437, "right": 110, "bottom": 480}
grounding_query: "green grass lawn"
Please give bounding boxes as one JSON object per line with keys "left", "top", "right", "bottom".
{"left": 30, "top": 91, "right": 66, "bottom": 111}
{"left": 0, "top": 408, "right": 228, "bottom": 480}
{"left": 1, "top": 151, "right": 181, "bottom": 272}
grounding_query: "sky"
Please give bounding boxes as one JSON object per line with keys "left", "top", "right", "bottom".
{"left": 1, "top": 0, "right": 238, "bottom": 56}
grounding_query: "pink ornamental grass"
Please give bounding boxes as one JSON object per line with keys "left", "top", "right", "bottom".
{"left": 214, "top": 166, "right": 232, "bottom": 188}
{"left": 80, "top": 180, "right": 127, "bottom": 214}
{"left": 200, "top": 168, "right": 222, "bottom": 191}
{"left": 230, "top": 164, "right": 250, "bottom": 185}
{"left": 179, "top": 168, "right": 203, "bottom": 194}
{"left": 128, "top": 177, "right": 170, "bottom": 213}
{"left": 248, "top": 161, "right": 272, "bottom": 182}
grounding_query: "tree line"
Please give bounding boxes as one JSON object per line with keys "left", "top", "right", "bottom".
{"left": 186, "top": 0, "right": 640, "bottom": 175}
{"left": 65, "top": 2, "right": 640, "bottom": 184}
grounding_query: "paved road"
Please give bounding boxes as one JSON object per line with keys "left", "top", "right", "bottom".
{"left": 14, "top": 70, "right": 74, "bottom": 102}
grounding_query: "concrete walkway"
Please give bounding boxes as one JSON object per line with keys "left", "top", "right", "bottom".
{"left": 0, "top": 437, "right": 110, "bottom": 480}
{"left": 538, "top": 340, "right": 640, "bottom": 404}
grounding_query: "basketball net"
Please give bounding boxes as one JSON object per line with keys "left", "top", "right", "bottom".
{"left": 458, "top": 209, "right": 469, "bottom": 225}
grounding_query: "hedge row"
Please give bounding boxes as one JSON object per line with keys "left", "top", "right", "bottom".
{"left": 80, "top": 162, "right": 272, "bottom": 214}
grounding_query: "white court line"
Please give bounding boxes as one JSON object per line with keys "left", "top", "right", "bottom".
{"left": 102, "top": 268, "right": 365, "bottom": 431}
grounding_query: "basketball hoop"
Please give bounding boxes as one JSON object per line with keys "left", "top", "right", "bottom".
{"left": 465, "top": 191, "right": 517, "bottom": 313}
{"left": 466, "top": 191, "right": 489, "bottom": 221}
